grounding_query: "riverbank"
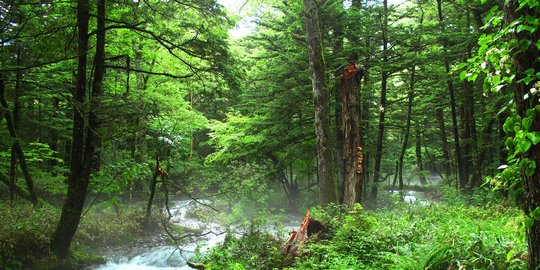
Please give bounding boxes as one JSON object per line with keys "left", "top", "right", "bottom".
{"left": 197, "top": 188, "right": 527, "bottom": 269}
{"left": 0, "top": 201, "right": 161, "bottom": 269}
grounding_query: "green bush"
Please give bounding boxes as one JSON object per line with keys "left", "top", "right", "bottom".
{"left": 201, "top": 223, "right": 286, "bottom": 270}
{"left": 202, "top": 195, "right": 527, "bottom": 270}
{"left": 0, "top": 203, "right": 58, "bottom": 268}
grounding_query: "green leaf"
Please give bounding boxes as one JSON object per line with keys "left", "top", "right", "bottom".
{"left": 491, "top": 75, "right": 501, "bottom": 85}
{"left": 506, "top": 249, "right": 515, "bottom": 262}
{"left": 527, "top": 132, "right": 540, "bottom": 145}
{"left": 523, "top": 117, "right": 533, "bottom": 130}
{"left": 525, "top": 159, "right": 537, "bottom": 177}
{"left": 503, "top": 116, "right": 518, "bottom": 133}
{"left": 517, "top": 139, "right": 532, "bottom": 153}
{"left": 525, "top": 217, "right": 534, "bottom": 228}
{"left": 460, "top": 70, "right": 468, "bottom": 81}
{"left": 532, "top": 207, "right": 540, "bottom": 220}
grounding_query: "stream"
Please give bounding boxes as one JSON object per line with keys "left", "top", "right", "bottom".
{"left": 89, "top": 200, "right": 300, "bottom": 270}
{"left": 90, "top": 183, "right": 433, "bottom": 269}
{"left": 89, "top": 200, "right": 225, "bottom": 270}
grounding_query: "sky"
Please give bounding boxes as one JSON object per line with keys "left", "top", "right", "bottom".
{"left": 218, "top": 0, "right": 408, "bottom": 38}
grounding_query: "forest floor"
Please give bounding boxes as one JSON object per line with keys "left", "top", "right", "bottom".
{"left": 198, "top": 187, "right": 528, "bottom": 270}
{"left": 0, "top": 187, "right": 527, "bottom": 270}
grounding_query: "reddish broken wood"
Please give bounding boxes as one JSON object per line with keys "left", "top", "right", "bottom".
{"left": 282, "top": 210, "right": 311, "bottom": 256}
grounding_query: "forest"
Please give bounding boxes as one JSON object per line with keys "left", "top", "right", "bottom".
{"left": 0, "top": 0, "right": 539, "bottom": 269}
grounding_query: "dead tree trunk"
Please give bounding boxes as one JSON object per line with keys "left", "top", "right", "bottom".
{"left": 340, "top": 64, "right": 364, "bottom": 207}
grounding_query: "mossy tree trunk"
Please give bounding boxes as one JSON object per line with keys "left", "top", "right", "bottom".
{"left": 304, "top": 0, "right": 337, "bottom": 205}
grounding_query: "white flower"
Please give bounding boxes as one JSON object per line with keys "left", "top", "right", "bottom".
{"left": 531, "top": 87, "right": 538, "bottom": 94}
{"left": 379, "top": 106, "right": 385, "bottom": 113}
{"left": 524, "top": 93, "right": 530, "bottom": 100}
{"left": 481, "top": 62, "right": 487, "bottom": 69}
{"left": 496, "top": 70, "right": 501, "bottom": 75}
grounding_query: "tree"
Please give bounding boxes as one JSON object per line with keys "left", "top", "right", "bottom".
{"left": 304, "top": 0, "right": 337, "bottom": 205}
{"left": 340, "top": 64, "right": 364, "bottom": 207}
{"left": 464, "top": 0, "right": 539, "bottom": 267}
{"left": 504, "top": 2, "right": 540, "bottom": 267}
{"left": 437, "top": 0, "right": 466, "bottom": 189}
{"left": 50, "top": 0, "right": 105, "bottom": 258}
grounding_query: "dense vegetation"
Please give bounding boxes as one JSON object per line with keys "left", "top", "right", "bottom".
{"left": 0, "top": 0, "right": 538, "bottom": 269}
{"left": 201, "top": 191, "right": 527, "bottom": 269}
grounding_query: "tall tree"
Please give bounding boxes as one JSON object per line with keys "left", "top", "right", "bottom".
{"left": 437, "top": 0, "right": 466, "bottom": 189}
{"left": 50, "top": 0, "right": 105, "bottom": 257}
{"left": 340, "top": 64, "right": 364, "bottom": 207}
{"left": 371, "top": 0, "right": 390, "bottom": 202}
{"left": 465, "top": 0, "right": 539, "bottom": 267}
{"left": 0, "top": 76, "right": 38, "bottom": 205}
{"left": 504, "top": 2, "right": 540, "bottom": 267}
{"left": 304, "top": 0, "right": 337, "bottom": 205}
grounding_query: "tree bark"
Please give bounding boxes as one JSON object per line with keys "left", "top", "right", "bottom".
{"left": 304, "top": 0, "right": 337, "bottom": 205}
{"left": 0, "top": 76, "right": 38, "bottom": 205}
{"left": 415, "top": 125, "right": 426, "bottom": 184}
{"left": 51, "top": 0, "right": 105, "bottom": 258}
{"left": 504, "top": 2, "right": 540, "bottom": 268}
{"left": 146, "top": 156, "right": 160, "bottom": 223}
{"left": 340, "top": 65, "right": 364, "bottom": 207}
{"left": 437, "top": 0, "right": 466, "bottom": 189}
{"left": 10, "top": 48, "right": 23, "bottom": 202}
{"left": 371, "top": 0, "right": 389, "bottom": 203}
{"left": 398, "top": 67, "right": 414, "bottom": 190}
{"left": 436, "top": 108, "right": 452, "bottom": 178}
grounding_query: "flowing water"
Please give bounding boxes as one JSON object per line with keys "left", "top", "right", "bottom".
{"left": 90, "top": 200, "right": 225, "bottom": 270}
{"left": 90, "top": 200, "right": 302, "bottom": 269}
{"left": 90, "top": 178, "right": 437, "bottom": 269}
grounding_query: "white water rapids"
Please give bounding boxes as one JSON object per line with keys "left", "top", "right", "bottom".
{"left": 90, "top": 200, "right": 225, "bottom": 270}
{"left": 89, "top": 184, "right": 431, "bottom": 269}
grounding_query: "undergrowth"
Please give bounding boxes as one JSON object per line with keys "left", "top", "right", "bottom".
{"left": 200, "top": 189, "right": 527, "bottom": 269}
{"left": 0, "top": 201, "right": 156, "bottom": 269}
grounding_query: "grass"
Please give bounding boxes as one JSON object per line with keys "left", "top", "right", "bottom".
{"left": 199, "top": 188, "right": 528, "bottom": 269}
{"left": 0, "top": 201, "right": 160, "bottom": 269}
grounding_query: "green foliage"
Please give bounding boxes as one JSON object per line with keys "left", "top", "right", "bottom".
{"left": 0, "top": 203, "right": 57, "bottom": 267}
{"left": 0, "top": 201, "right": 152, "bottom": 268}
{"left": 201, "top": 224, "right": 285, "bottom": 270}
{"left": 202, "top": 195, "right": 526, "bottom": 270}
{"left": 75, "top": 205, "right": 151, "bottom": 247}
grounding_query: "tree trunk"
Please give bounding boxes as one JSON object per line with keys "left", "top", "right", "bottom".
{"left": 371, "top": 0, "right": 389, "bottom": 203}
{"left": 398, "top": 67, "right": 415, "bottom": 190}
{"left": 504, "top": 2, "right": 540, "bottom": 268}
{"left": 0, "top": 76, "right": 38, "bottom": 205}
{"left": 146, "top": 156, "right": 160, "bottom": 223}
{"left": 436, "top": 108, "right": 452, "bottom": 178}
{"left": 437, "top": 0, "right": 465, "bottom": 189}
{"left": 10, "top": 48, "right": 23, "bottom": 202}
{"left": 415, "top": 125, "right": 426, "bottom": 184}
{"left": 304, "top": 0, "right": 337, "bottom": 205}
{"left": 340, "top": 65, "right": 364, "bottom": 207}
{"left": 51, "top": 0, "right": 105, "bottom": 258}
